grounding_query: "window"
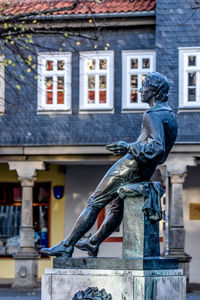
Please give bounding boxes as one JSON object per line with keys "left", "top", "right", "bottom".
{"left": 38, "top": 53, "right": 71, "bottom": 111}
{"left": 122, "top": 51, "right": 155, "bottom": 110}
{"left": 0, "top": 55, "right": 5, "bottom": 114}
{"left": 79, "top": 51, "right": 114, "bottom": 111}
{"left": 179, "top": 48, "right": 200, "bottom": 108}
{"left": 0, "top": 182, "right": 50, "bottom": 256}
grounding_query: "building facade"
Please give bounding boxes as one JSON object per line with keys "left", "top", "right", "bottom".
{"left": 0, "top": 0, "right": 199, "bottom": 288}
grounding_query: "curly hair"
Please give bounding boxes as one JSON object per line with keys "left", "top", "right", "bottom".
{"left": 145, "top": 72, "right": 169, "bottom": 102}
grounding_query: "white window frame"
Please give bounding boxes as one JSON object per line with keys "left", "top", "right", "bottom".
{"left": 37, "top": 52, "right": 71, "bottom": 112}
{"left": 0, "top": 55, "right": 5, "bottom": 114}
{"left": 179, "top": 47, "right": 200, "bottom": 108}
{"left": 122, "top": 50, "right": 156, "bottom": 110}
{"left": 79, "top": 51, "right": 114, "bottom": 111}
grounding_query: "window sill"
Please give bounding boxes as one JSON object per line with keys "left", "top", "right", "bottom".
{"left": 178, "top": 107, "right": 200, "bottom": 113}
{"left": 122, "top": 108, "right": 147, "bottom": 113}
{"left": 79, "top": 109, "right": 114, "bottom": 114}
{"left": 37, "top": 110, "right": 72, "bottom": 115}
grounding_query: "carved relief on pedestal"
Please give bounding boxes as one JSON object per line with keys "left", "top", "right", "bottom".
{"left": 72, "top": 287, "right": 112, "bottom": 300}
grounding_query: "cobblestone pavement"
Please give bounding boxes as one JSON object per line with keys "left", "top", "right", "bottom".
{"left": 187, "top": 295, "right": 200, "bottom": 300}
{"left": 0, "top": 289, "right": 199, "bottom": 300}
{"left": 0, "top": 289, "right": 41, "bottom": 300}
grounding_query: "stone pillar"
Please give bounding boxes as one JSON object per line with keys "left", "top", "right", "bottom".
{"left": 169, "top": 173, "right": 186, "bottom": 255}
{"left": 8, "top": 161, "right": 45, "bottom": 289}
{"left": 165, "top": 156, "right": 196, "bottom": 285}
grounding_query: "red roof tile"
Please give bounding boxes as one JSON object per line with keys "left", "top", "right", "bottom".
{"left": 0, "top": 0, "right": 156, "bottom": 17}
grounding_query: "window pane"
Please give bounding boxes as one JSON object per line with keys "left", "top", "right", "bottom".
{"left": 99, "top": 91, "right": 106, "bottom": 103}
{"left": 57, "top": 77, "right": 64, "bottom": 89}
{"left": 0, "top": 206, "right": 21, "bottom": 255}
{"left": 188, "top": 88, "right": 196, "bottom": 102}
{"left": 88, "top": 76, "right": 95, "bottom": 89}
{"left": 188, "top": 72, "right": 196, "bottom": 86}
{"left": 188, "top": 56, "right": 196, "bottom": 67}
{"left": 88, "top": 59, "right": 95, "bottom": 70}
{"left": 13, "top": 186, "right": 22, "bottom": 202}
{"left": 130, "top": 58, "right": 138, "bottom": 69}
{"left": 142, "top": 74, "right": 146, "bottom": 84}
{"left": 99, "top": 76, "right": 106, "bottom": 89}
{"left": 57, "top": 91, "right": 64, "bottom": 104}
{"left": 33, "top": 206, "right": 49, "bottom": 251}
{"left": 88, "top": 91, "right": 95, "bottom": 103}
{"left": 46, "top": 92, "right": 53, "bottom": 104}
{"left": 57, "top": 60, "right": 65, "bottom": 70}
{"left": 45, "top": 77, "right": 53, "bottom": 90}
{"left": 33, "top": 184, "right": 50, "bottom": 204}
{"left": 99, "top": 59, "right": 107, "bottom": 70}
{"left": 0, "top": 185, "right": 5, "bottom": 203}
{"left": 142, "top": 58, "right": 150, "bottom": 69}
{"left": 46, "top": 60, "right": 53, "bottom": 71}
{"left": 130, "top": 90, "right": 138, "bottom": 103}
{"left": 131, "top": 75, "right": 138, "bottom": 88}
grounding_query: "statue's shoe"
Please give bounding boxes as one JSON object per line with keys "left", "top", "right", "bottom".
{"left": 40, "top": 241, "right": 73, "bottom": 257}
{"left": 75, "top": 239, "right": 99, "bottom": 257}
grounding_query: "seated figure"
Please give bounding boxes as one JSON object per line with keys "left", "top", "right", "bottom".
{"left": 41, "top": 71, "right": 178, "bottom": 258}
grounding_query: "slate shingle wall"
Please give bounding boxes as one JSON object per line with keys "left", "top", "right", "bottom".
{"left": 156, "top": 0, "right": 200, "bottom": 142}
{"left": 0, "top": 27, "right": 155, "bottom": 146}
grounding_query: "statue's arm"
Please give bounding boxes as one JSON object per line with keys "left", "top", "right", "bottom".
{"left": 128, "top": 112, "right": 165, "bottom": 164}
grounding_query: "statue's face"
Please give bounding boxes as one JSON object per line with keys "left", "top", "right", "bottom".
{"left": 139, "top": 80, "right": 154, "bottom": 104}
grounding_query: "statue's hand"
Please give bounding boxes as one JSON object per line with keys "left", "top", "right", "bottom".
{"left": 106, "top": 141, "right": 129, "bottom": 156}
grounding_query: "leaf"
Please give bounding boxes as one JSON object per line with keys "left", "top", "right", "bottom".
{"left": 27, "top": 68, "right": 31, "bottom": 73}
{"left": 3, "top": 60, "right": 7, "bottom": 67}
{"left": 16, "top": 85, "right": 21, "bottom": 90}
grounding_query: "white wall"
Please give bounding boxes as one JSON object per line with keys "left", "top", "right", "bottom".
{"left": 65, "top": 164, "right": 122, "bottom": 257}
{"left": 184, "top": 166, "right": 200, "bottom": 283}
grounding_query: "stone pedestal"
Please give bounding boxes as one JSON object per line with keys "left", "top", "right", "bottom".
{"left": 42, "top": 263, "right": 185, "bottom": 300}
{"left": 12, "top": 252, "right": 39, "bottom": 289}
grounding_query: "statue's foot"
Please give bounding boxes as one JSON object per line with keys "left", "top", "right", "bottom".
{"left": 75, "top": 239, "right": 99, "bottom": 257}
{"left": 40, "top": 241, "right": 73, "bottom": 257}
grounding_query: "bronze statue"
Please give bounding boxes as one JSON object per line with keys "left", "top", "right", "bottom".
{"left": 41, "top": 72, "right": 178, "bottom": 258}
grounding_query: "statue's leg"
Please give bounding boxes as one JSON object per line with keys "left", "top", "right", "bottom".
{"left": 40, "top": 205, "right": 102, "bottom": 257}
{"left": 75, "top": 197, "right": 123, "bottom": 257}
{"left": 41, "top": 154, "right": 139, "bottom": 257}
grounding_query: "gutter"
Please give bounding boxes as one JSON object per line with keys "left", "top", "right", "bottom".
{"left": 33, "top": 11, "right": 156, "bottom": 21}
{"left": 0, "top": 10, "right": 155, "bottom": 22}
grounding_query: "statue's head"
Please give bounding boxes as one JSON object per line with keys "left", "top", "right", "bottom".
{"left": 143, "top": 71, "right": 169, "bottom": 103}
